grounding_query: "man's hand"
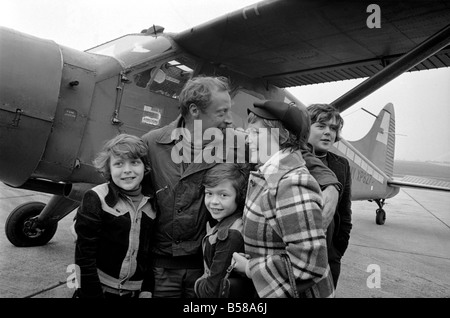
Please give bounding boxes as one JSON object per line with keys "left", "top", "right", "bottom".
{"left": 321, "top": 185, "right": 338, "bottom": 229}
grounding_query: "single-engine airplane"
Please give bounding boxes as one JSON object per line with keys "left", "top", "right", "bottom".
{"left": 1, "top": 0, "right": 450, "bottom": 247}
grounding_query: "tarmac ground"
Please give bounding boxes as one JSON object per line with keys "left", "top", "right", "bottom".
{"left": 0, "top": 181, "right": 449, "bottom": 298}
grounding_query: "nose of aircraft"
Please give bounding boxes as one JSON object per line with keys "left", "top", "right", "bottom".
{"left": 0, "top": 27, "right": 62, "bottom": 187}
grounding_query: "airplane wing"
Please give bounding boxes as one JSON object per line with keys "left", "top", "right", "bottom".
{"left": 173, "top": 0, "right": 450, "bottom": 88}
{"left": 388, "top": 176, "right": 450, "bottom": 192}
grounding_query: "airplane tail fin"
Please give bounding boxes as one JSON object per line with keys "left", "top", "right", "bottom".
{"left": 348, "top": 103, "right": 395, "bottom": 178}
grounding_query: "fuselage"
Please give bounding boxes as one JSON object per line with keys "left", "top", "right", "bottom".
{"left": 0, "top": 26, "right": 398, "bottom": 201}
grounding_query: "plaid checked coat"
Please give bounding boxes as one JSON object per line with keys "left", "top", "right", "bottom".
{"left": 243, "top": 149, "right": 335, "bottom": 298}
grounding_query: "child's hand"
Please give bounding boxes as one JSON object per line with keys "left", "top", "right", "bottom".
{"left": 237, "top": 252, "right": 250, "bottom": 259}
{"left": 232, "top": 252, "right": 250, "bottom": 277}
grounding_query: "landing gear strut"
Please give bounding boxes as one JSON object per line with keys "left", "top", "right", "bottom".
{"left": 5, "top": 202, "right": 58, "bottom": 247}
{"left": 5, "top": 194, "right": 80, "bottom": 247}
{"left": 374, "top": 199, "right": 386, "bottom": 225}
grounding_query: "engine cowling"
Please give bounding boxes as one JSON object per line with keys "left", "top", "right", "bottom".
{"left": 0, "top": 27, "right": 62, "bottom": 187}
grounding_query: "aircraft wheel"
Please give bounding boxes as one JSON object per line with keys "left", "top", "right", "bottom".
{"left": 375, "top": 208, "right": 386, "bottom": 225}
{"left": 5, "top": 202, "right": 58, "bottom": 247}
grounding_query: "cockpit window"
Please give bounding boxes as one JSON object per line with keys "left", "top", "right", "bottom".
{"left": 133, "top": 56, "right": 196, "bottom": 99}
{"left": 134, "top": 68, "right": 154, "bottom": 88}
{"left": 86, "top": 34, "right": 172, "bottom": 68}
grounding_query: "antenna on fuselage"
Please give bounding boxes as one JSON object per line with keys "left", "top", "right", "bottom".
{"left": 361, "top": 108, "right": 377, "bottom": 118}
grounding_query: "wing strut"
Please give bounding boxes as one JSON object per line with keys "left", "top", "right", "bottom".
{"left": 332, "top": 25, "right": 450, "bottom": 113}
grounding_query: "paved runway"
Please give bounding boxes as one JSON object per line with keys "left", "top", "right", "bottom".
{"left": 1, "top": 181, "right": 449, "bottom": 298}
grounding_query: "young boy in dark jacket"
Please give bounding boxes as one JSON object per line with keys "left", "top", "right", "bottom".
{"left": 74, "top": 134, "right": 156, "bottom": 298}
{"left": 194, "top": 163, "right": 255, "bottom": 298}
{"left": 307, "top": 103, "right": 353, "bottom": 288}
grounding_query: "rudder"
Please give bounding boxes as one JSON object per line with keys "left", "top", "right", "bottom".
{"left": 348, "top": 103, "right": 395, "bottom": 178}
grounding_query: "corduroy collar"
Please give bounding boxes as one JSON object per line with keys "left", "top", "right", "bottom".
{"left": 104, "top": 182, "right": 153, "bottom": 208}
{"left": 215, "top": 211, "right": 243, "bottom": 241}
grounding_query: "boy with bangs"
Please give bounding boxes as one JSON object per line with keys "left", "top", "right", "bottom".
{"left": 307, "top": 103, "right": 353, "bottom": 288}
{"left": 74, "top": 134, "right": 156, "bottom": 298}
{"left": 194, "top": 163, "right": 255, "bottom": 298}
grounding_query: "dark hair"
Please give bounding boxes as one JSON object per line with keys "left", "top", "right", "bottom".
{"left": 93, "top": 134, "right": 150, "bottom": 181}
{"left": 307, "top": 103, "right": 344, "bottom": 141}
{"left": 202, "top": 163, "right": 252, "bottom": 212}
{"left": 178, "top": 76, "right": 230, "bottom": 118}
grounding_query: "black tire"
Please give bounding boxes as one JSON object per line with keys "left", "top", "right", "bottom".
{"left": 5, "top": 202, "right": 58, "bottom": 247}
{"left": 375, "top": 208, "right": 386, "bottom": 225}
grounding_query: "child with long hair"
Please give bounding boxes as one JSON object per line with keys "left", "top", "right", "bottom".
{"left": 194, "top": 163, "right": 255, "bottom": 298}
{"left": 74, "top": 134, "right": 156, "bottom": 298}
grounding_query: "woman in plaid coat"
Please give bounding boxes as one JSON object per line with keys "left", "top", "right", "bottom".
{"left": 233, "top": 100, "right": 335, "bottom": 298}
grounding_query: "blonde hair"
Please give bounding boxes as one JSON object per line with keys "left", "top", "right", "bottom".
{"left": 178, "top": 76, "right": 230, "bottom": 118}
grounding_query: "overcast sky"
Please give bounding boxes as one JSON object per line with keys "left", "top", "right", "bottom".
{"left": 1, "top": 0, "right": 449, "bottom": 162}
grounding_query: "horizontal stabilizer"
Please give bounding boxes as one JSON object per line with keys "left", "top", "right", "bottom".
{"left": 388, "top": 176, "right": 450, "bottom": 192}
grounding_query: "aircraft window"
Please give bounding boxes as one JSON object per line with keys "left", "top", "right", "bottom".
{"left": 373, "top": 172, "right": 379, "bottom": 182}
{"left": 148, "top": 58, "right": 195, "bottom": 99}
{"left": 346, "top": 147, "right": 354, "bottom": 161}
{"left": 374, "top": 172, "right": 383, "bottom": 183}
{"left": 167, "top": 60, "right": 194, "bottom": 73}
{"left": 87, "top": 34, "right": 172, "bottom": 68}
{"left": 336, "top": 141, "right": 346, "bottom": 154}
{"left": 354, "top": 155, "right": 362, "bottom": 167}
{"left": 361, "top": 161, "right": 368, "bottom": 172}
{"left": 134, "top": 68, "right": 154, "bottom": 88}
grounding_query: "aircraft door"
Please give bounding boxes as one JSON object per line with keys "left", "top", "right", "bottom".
{"left": 0, "top": 27, "right": 62, "bottom": 187}
{"left": 32, "top": 61, "right": 95, "bottom": 182}
{"left": 118, "top": 57, "right": 196, "bottom": 136}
